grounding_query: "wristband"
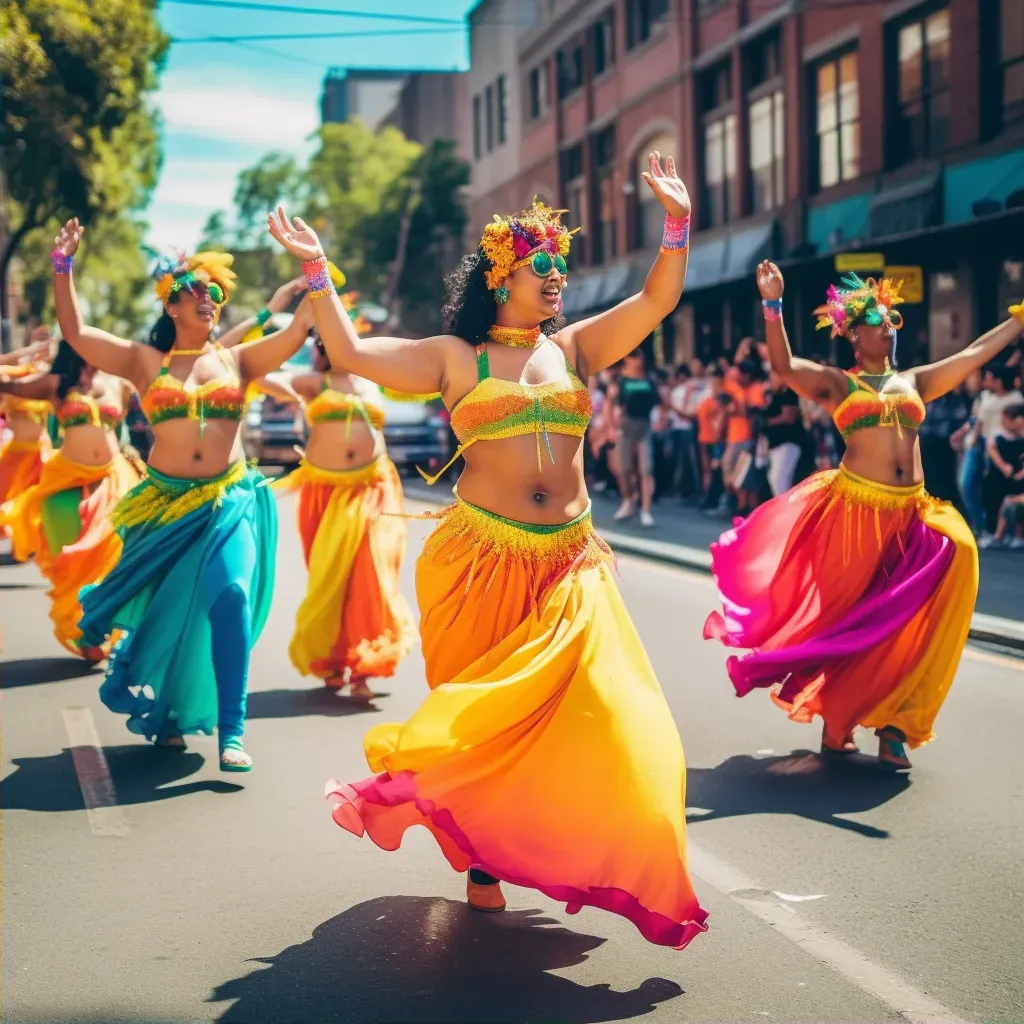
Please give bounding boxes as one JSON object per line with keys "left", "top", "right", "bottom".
{"left": 762, "top": 298, "right": 783, "bottom": 322}
{"left": 52, "top": 250, "right": 73, "bottom": 275}
{"left": 1010, "top": 303, "right": 1024, "bottom": 325}
{"left": 301, "top": 255, "right": 333, "bottom": 298}
{"left": 255, "top": 306, "right": 272, "bottom": 328}
{"left": 659, "top": 214, "right": 690, "bottom": 254}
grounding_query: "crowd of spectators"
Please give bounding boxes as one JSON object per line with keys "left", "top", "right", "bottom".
{"left": 586, "top": 337, "right": 1024, "bottom": 549}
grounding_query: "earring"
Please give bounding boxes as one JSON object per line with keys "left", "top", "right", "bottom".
{"left": 494, "top": 285, "right": 509, "bottom": 305}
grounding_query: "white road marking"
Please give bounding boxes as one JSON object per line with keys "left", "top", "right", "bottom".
{"left": 61, "top": 708, "right": 129, "bottom": 838}
{"left": 687, "top": 842, "right": 970, "bottom": 1024}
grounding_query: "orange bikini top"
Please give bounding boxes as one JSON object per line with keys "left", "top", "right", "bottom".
{"left": 832, "top": 371, "right": 926, "bottom": 441}
{"left": 305, "top": 378, "right": 386, "bottom": 432}
{"left": 419, "top": 338, "right": 592, "bottom": 484}
{"left": 141, "top": 344, "right": 245, "bottom": 431}
{"left": 57, "top": 390, "right": 122, "bottom": 431}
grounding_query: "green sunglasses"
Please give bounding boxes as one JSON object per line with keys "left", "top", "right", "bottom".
{"left": 512, "top": 250, "right": 568, "bottom": 277}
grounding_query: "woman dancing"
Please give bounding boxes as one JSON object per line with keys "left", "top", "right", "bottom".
{"left": 0, "top": 340, "right": 140, "bottom": 657}
{"left": 269, "top": 154, "right": 709, "bottom": 948}
{"left": 0, "top": 342, "right": 53, "bottom": 515}
{"left": 267, "top": 310, "right": 415, "bottom": 698}
{"left": 705, "top": 264, "right": 1024, "bottom": 768}
{"left": 50, "top": 219, "right": 312, "bottom": 771}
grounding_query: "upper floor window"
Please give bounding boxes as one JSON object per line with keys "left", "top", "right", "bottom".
{"left": 529, "top": 62, "right": 551, "bottom": 120}
{"left": 557, "top": 41, "right": 585, "bottom": 100}
{"left": 497, "top": 75, "right": 508, "bottom": 145}
{"left": 1000, "top": 0, "right": 1024, "bottom": 127}
{"left": 749, "top": 90, "right": 785, "bottom": 212}
{"left": 634, "top": 130, "right": 677, "bottom": 249}
{"left": 625, "top": 0, "right": 669, "bottom": 51}
{"left": 473, "top": 94, "right": 482, "bottom": 160}
{"left": 561, "top": 143, "right": 587, "bottom": 264}
{"left": 592, "top": 125, "right": 617, "bottom": 265}
{"left": 485, "top": 84, "right": 495, "bottom": 153}
{"left": 700, "top": 61, "right": 735, "bottom": 228}
{"left": 890, "top": 6, "right": 951, "bottom": 166}
{"left": 593, "top": 8, "right": 617, "bottom": 76}
{"left": 813, "top": 50, "right": 860, "bottom": 190}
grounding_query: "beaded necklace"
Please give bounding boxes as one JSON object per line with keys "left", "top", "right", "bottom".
{"left": 487, "top": 324, "right": 542, "bottom": 349}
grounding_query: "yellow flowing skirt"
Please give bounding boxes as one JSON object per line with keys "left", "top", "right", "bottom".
{"left": 0, "top": 437, "right": 49, "bottom": 507}
{"left": 278, "top": 457, "right": 414, "bottom": 680}
{"left": 0, "top": 451, "right": 141, "bottom": 654}
{"left": 327, "top": 497, "right": 709, "bottom": 949}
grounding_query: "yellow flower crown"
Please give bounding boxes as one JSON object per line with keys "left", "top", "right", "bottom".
{"left": 154, "top": 251, "right": 237, "bottom": 308}
{"left": 814, "top": 273, "right": 905, "bottom": 339}
{"left": 479, "top": 198, "right": 577, "bottom": 292}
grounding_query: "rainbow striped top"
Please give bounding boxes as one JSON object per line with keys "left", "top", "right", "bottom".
{"left": 306, "top": 379, "right": 386, "bottom": 432}
{"left": 833, "top": 371, "right": 925, "bottom": 441}
{"left": 141, "top": 344, "right": 245, "bottom": 428}
{"left": 57, "top": 391, "right": 122, "bottom": 431}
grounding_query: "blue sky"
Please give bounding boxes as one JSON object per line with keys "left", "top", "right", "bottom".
{"left": 148, "top": 0, "right": 476, "bottom": 250}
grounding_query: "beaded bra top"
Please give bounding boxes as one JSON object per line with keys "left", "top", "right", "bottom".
{"left": 420, "top": 338, "right": 591, "bottom": 484}
{"left": 57, "top": 390, "right": 122, "bottom": 430}
{"left": 305, "top": 378, "right": 386, "bottom": 432}
{"left": 141, "top": 343, "right": 245, "bottom": 429}
{"left": 832, "top": 371, "right": 926, "bottom": 441}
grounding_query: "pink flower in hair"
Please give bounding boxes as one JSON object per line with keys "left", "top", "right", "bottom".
{"left": 512, "top": 233, "right": 533, "bottom": 258}
{"left": 826, "top": 285, "right": 842, "bottom": 303}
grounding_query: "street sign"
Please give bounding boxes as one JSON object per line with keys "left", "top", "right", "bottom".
{"left": 885, "top": 265, "right": 924, "bottom": 303}
{"left": 835, "top": 252, "right": 885, "bottom": 272}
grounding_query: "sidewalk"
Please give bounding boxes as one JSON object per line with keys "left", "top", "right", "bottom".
{"left": 404, "top": 481, "right": 1024, "bottom": 652}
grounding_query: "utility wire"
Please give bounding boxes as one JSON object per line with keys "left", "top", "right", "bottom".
{"left": 162, "top": 0, "right": 464, "bottom": 25}
{"left": 173, "top": 27, "right": 462, "bottom": 44}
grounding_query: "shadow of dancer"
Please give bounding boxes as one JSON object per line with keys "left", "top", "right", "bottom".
{"left": 245, "top": 687, "right": 387, "bottom": 721}
{"left": 685, "top": 751, "right": 912, "bottom": 839}
{"left": 1, "top": 745, "right": 243, "bottom": 812}
{"left": 1, "top": 657, "right": 102, "bottom": 689}
{"left": 211, "top": 896, "right": 684, "bottom": 1024}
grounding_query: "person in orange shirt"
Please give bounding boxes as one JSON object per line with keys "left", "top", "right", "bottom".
{"left": 722, "top": 360, "right": 768, "bottom": 514}
{"left": 696, "top": 366, "right": 727, "bottom": 508}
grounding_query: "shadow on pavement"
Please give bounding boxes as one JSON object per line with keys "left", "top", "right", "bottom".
{"left": 1, "top": 745, "right": 243, "bottom": 812}
{"left": 246, "top": 687, "right": 387, "bottom": 720}
{"left": 1, "top": 657, "right": 100, "bottom": 688}
{"left": 212, "top": 896, "right": 683, "bottom": 1024}
{"left": 0, "top": 580, "right": 46, "bottom": 590}
{"left": 685, "top": 751, "right": 911, "bottom": 839}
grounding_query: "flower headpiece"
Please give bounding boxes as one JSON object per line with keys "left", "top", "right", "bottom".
{"left": 152, "top": 250, "right": 237, "bottom": 310}
{"left": 479, "top": 198, "right": 578, "bottom": 292}
{"left": 814, "top": 273, "right": 905, "bottom": 339}
{"left": 339, "top": 290, "right": 373, "bottom": 337}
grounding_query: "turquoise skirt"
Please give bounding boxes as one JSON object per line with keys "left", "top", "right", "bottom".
{"left": 79, "top": 463, "right": 277, "bottom": 740}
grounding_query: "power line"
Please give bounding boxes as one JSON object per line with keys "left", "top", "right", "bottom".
{"left": 173, "top": 27, "right": 462, "bottom": 44}
{"left": 162, "top": 0, "right": 464, "bottom": 25}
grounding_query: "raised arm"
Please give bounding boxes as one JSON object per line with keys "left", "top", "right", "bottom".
{"left": 757, "top": 261, "right": 846, "bottom": 410}
{"left": 51, "top": 220, "right": 145, "bottom": 388}
{"left": 267, "top": 208, "right": 448, "bottom": 395}
{"left": 234, "top": 295, "right": 315, "bottom": 383}
{"left": 563, "top": 154, "right": 689, "bottom": 374}
{"left": 219, "top": 276, "right": 309, "bottom": 349}
{"left": 910, "top": 311, "right": 1024, "bottom": 404}
{"left": 0, "top": 373, "right": 57, "bottom": 401}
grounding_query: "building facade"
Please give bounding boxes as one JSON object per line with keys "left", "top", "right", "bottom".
{"left": 380, "top": 72, "right": 469, "bottom": 156}
{"left": 320, "top": 69, "right": 414, "bottom": 130}
{"left": 463, "top": 0, "right": 1024, "bottom": 366}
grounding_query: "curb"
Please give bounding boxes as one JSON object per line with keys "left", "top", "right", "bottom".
{"left": 403, "top": 482, "right": 1024, "bottom": 654}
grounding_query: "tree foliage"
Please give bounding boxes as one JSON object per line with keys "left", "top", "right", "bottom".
{"left": 0, "top": 0, "right": 166, "bottom": 343}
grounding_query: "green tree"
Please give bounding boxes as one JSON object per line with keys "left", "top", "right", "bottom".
{"left": 0, "top": 0, "right": 167, "bottom": 347}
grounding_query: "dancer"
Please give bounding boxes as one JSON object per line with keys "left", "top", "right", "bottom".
{"left": 49, "top": 218, "right": 312, "bottom": 771}
{"left": 0, "top": 339, "right": 140, "bottom": 657}
{"left": 269, "top": 154, "right": 709, "bottom": 948}
{"left": 0, "top": 343, "right": 53, "bottom": 514}
{"left": 705, "top": 265, "right": 1024, "bottom": 769}
{"left": 266, "top": 313, "right": 415, "bottom": 697}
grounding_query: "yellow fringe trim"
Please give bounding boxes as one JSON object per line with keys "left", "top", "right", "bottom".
{"left": 274, "top": 457, "right": 384, "bottom": 492}
{"left": 112, "top": 461, "right": 248, "bottom": 530}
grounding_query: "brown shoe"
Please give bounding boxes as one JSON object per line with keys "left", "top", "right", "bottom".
{"left": 876, "top": 726, "right": 912, "bottom": 770}
{"left": 466, "top": 876, "right": 506, "bottom": 912}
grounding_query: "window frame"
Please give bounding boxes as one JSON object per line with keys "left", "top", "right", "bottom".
{"left": 472, "top": 94, "right": 482, "bottom": 160}
{"left": 592, "top": 7, "right": 617, "bottom": 77}
{"left": 699, "top": 60, "right": 736, "bottom": 229}
{"left": 809, "top": 47, "right": 860, "bottom": 193}
{"left": 998, "top": 0, "right": 1024, "bottom": 129}
{"left": 625, "top": 0, "right": 669, "bottom": 52}
{"left": 497, "top": 75, "right": 508, "bottom": 145}
{"left": 485, "top": 83, "right": 495, "bottom": 153}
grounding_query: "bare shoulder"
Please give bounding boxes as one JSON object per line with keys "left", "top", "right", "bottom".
{"left": 547, "top": 329, "right": 585, "bottom": 378}
{"left": 291, "top": 373, "right": 323, "bottom": 399}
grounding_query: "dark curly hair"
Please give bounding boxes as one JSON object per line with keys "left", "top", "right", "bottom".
{"left": 440, "top": 251, "right": 565, "bottom": 344}
{"left": 50, "top": 340, "right": 88, "bottom": 400}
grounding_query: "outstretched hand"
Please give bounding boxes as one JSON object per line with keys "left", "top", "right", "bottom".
{"left": 267, "top": 275, "right": 309, "bottom": 315}
{"left": 54, "top": 218, "right": 84, "bottom": 258}
{"left": 757, "top": 260, "right": 784, "bottom": 300}
{"left": 641, "top": 152, "right": 691, "bottom": 219}
{"left": 267, "top": 207, "right": 324, "bottom": 263}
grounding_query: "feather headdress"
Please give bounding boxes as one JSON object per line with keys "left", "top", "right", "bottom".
{"left": 814, "top": 273, "right": 905, "bottom": 339}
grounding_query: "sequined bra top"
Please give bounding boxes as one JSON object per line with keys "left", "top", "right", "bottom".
{"left": 420, "top": 339, "right": 592, "bottom": 484}
{"left": 305, "top": 378, "right": 386, "bottom": 431}
{"left": 57, "top": 390, "right": 122, "bottom": 430}
{"left": 141, "top": 344, "right": 245, "bottom": 430}
{"left": 832, "top": 371, "right": 926, "bottom": 441}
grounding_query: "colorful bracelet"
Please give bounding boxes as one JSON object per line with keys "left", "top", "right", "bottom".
{"left": 51, "top": 250, "right": 73, "bottom": 275}
{"left": 1009, "top": 303, "right": 1024, "bottom": 325}
{"left": 255, "top": 306, "right": 272, "bottom": 328}
{"left": 659, "top": 214, "right": 690, "bottom": 254}
{"left": 762, "top": 298, "right": 783, "bottom": 322}
{"left": 301, "top": 255, "right": 333, "bottom": 298}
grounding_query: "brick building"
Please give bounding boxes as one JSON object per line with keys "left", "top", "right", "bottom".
{"left": 463, "top": 0, "right": 1024, "bottom": 366}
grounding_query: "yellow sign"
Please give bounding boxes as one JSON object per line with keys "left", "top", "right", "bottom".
{"left": 885, "top": 265, "right": 924, "bottom": 304}
{"left": 835, "top": 252, "right": 885, "bottom": 272}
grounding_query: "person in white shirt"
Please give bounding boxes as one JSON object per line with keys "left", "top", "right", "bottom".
{"left": 670, "top": 360, "right": 710, "bottom": 500}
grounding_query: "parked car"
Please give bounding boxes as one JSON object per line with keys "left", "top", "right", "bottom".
{"left": 379, "top": 395, "right": 453, "bottom": 479}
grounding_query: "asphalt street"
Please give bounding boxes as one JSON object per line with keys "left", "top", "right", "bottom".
{"left": 2, "top": 494, "right": 1023, "bottom": 1024}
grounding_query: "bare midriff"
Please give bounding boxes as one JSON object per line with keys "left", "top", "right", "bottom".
{"left": 148, "top": 419, "right": 247, "bottom": 479}
{"left": 457, "top": 432, "right": 589, "bottom": 524}
{"left": 840, "top": 429, "right": 925, "bottom": 487}
{"left": 306, "top": 418, "right": 382, "bottom": 471}
{"left": 3, "top": 407, "right": 49, "bottom": 444}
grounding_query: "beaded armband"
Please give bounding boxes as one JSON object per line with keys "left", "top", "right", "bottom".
{"left": 660, "top": 214, "right": 690, "bottom": 255}
{"left": 52, "top": 250, "right": 73, "bottom": 275}
{"left": 301, "top": 256, "right": 333, "bottom": 298}
{"left": 762, "top": 298, "right": 783, "bottom": 322}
